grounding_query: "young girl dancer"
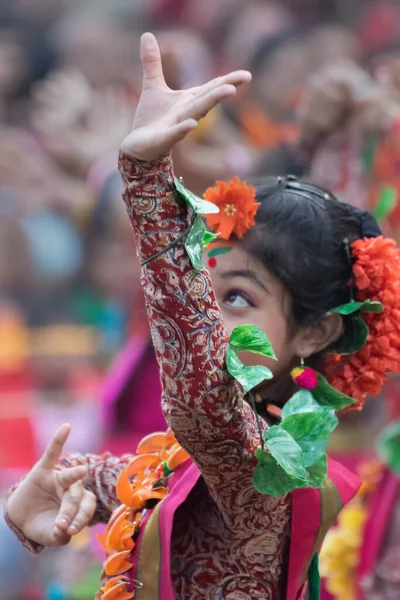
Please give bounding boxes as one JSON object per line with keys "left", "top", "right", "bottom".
{"left": 5, "top": 34, "right": 400, "bottom": 600}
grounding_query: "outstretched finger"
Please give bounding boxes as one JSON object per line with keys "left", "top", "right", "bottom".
{"left": 141, "top": 32, "right": 165, "bottom": 86}
{"left": 37, "top": 424, "right": 71, "bottom": 470}
{"left": 55, "top": 481, "right": 85, "bottom": 531}
{"left": 195, "top": 70, "right": 252, "bottom": 99}
{"left": 179, "top": 84, "right": 237, "bottom": 123}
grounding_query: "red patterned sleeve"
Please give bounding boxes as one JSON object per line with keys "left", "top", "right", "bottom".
{"left": 119, "top": 153, "right": 291, "bottom": 523}
{"left": 4, "top": 452, "right": 132, "bottom": 554}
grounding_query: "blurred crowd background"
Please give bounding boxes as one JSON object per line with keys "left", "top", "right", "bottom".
{"left": 2, "top": 0, "right": 400, "bottom": 598}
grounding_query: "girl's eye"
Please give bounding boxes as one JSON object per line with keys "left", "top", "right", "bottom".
{"left": 224, "top": 291, "right": 255, "bottom": 309}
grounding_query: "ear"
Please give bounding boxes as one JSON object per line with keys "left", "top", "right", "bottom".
{"left": 294, "top": 312, "right": 343, "bottom": 359}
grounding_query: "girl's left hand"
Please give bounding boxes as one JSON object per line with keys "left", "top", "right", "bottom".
{"left": 120, "top": 33, "right": 251, "bottom": 163}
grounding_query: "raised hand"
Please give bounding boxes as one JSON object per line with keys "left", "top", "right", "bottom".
{"left": 121, "top": 32, "right": 251, "bottom": 162}
{"left": 299, "top": 61, "right": 397, "bottom": 156}
{"left": 6, "top": 424, "right": 96, "bottom": 547}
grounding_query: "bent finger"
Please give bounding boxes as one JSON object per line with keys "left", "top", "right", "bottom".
{"left": 55, "top": 481, "right": 84, "bottom": 531}
{"left": 163, "top": 119, "right": 198, "bottom": 147}
{"left": 67, "top": 491, "right": 97, "bottom": 535}
{"left": 179, "top": 84, "right": 237, "bottom": 123}
{"left": 56, "top": 465, "right": 87, "bottom": 489}
{"left": 195, "top": 70, "right": 252, "bottom": 98}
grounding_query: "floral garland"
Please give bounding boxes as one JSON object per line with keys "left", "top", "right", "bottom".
{"left": 326, "top": 236, "right": 400, "bottom": 411}
{"left": 96, "top": 430, "right": 190, "bottom": 600}
{"left": 319, "top": 459, "right": 384, "bottom": 600}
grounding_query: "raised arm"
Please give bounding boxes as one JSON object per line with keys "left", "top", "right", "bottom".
{"left": 119, "top": 34, "right": 289, "bottom": 521}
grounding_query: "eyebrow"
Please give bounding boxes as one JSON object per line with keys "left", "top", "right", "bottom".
{"left": 219, "top": 269, "right": 270, "bottom": 293}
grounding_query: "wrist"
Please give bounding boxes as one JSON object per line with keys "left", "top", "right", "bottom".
{"left": 120, "top": 139, "right": 171, "bottom": 164}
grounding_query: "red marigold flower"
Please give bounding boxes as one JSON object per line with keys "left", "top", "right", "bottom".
{"left": 326, "top": 235, "right": 400, "bottom": 413}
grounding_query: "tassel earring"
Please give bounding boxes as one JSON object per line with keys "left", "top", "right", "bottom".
{"left": 291, "top": 356, "right": 318, "bottom": 390}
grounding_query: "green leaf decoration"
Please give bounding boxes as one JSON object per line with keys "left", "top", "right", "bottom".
{"left": 264, "top": 426, "right": 308, "bottom": 480}
{"left": 202, "top": 231, "right": 219, "bottom": 248}
{"left": 229, "top": 324, "right": 277, "bottom": 359}
{"left": 333, "top": 312, "right": 369, "bottom": 355}
{"left": 281, "top": 410, "right": 338, "bottom": 467}
{"left": 253, "top": 449, "right": 308, "bottom": 495}
{"left": 174, "top": 177, "right": 219, "bottom": 215}
{"left": 360, "top": 300, "right": 384, "bottom": 313}
{"left": 377, "top": 421, "right": 400, "bottom": 475}
{"left": 208, "top": 245, "right": 232, "bottom": 258}
{"left": 226, "top": 347, "right": 272, "bottom": 395}
{"left": 282, "top": 390, "right": 322, "bottom": 419}
{"left": 312, "top": 373, "right": 356, "bottom": 412}
{"left": 373, "top": 186, "right": 397, "bottom": 222}
{"left": 332, "top": 299, "right": 383, "bottom": 315}
{"left": 184, "top": 215, "right": 206, "bottom": 270}
{"left": 306, "top": 454, "right": 328, "bottom": 487}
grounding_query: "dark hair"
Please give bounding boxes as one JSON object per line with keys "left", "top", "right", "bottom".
{"left": 242, "top": 180, "right": 362, "bottom": 351}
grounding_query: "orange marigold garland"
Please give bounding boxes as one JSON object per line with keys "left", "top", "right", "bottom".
{"left": 204, "top": 177, "right": 259, "bottom": 240}
{"left": 96, "top": 429, "right": 190, "bottom": 600}
{"left": 326, "top": 236, "right": 400, "bottom": 411}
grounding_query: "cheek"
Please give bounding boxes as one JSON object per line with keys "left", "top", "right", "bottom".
{"left": 231, "top": 311, "right": 294, "bottom": 376}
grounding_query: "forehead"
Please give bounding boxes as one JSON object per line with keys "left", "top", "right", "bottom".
{"left": 207, "top": 242, "right": 282, "bottom": 291}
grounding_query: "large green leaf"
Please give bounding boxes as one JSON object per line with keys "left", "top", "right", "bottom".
{"left": 174, "top": 177, "right": 219, "bottom": 215}
{"left": 253, "top": 450, "right": 307, "bottom": 495}
{"left": 333, "top": 313, "right": 369, "bottom": 355}
{"left": 332, "top": 299, "right": 383, "bottom": 315}
{"left": 229, "top": 325, "right": 277, "bottom": 359}
{"left": 264, "top": 426, "right": 308, "bottom": 480}
{"left": 184, "top": 215, "right": 206, "bottom": 270}
{"left": 306, "top": 454, "right": 328, "bottom": 487}
{"left": 253, "top": 449, "right": 327, "bottom": 495}
{"left": 312, "top": 373, "right": 356, "bottom": 412}
{"left": 377, "top": 421, "right": 400, "bottom": 475}
{"left": 281, "top": 410, "right": 338, "bottom": 467}
{"left": 226, "top": 348, "right": 273, "bottom": 395}
{"left": 281, "top": 390, "right": 321, "bottom": 419}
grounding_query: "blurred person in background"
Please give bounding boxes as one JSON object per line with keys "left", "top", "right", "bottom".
{"left": 0, "top": 1, "right": 400, "bottom": 598}
{"left": 299, "top": 58, "right": 400, "bottom": 600}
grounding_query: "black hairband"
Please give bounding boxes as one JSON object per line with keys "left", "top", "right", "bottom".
{"left": 277, "top": 175, "right": 332, "bottom": 210}
{"left": 277, "top": 176, "right": 382, "bottom": 239}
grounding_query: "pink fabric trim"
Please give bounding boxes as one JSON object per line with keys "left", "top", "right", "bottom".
{"left": 159, "top": 460, "right": 201, "bottom": 600}
{"left": 328, "top": 457, "right": 361, "bottom": 508}
{"left": 286, "top": 487, "right": 321, "bottom": 600}
{"left": 286, "top": 458, "right": 360, "bottom": 600}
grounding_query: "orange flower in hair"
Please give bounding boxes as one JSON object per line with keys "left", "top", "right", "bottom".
{"left": 326, "top": 236, "right": 400, "bottom": 411}
{"left": 204, "top": 177, "right": 259, "bottom": 240}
